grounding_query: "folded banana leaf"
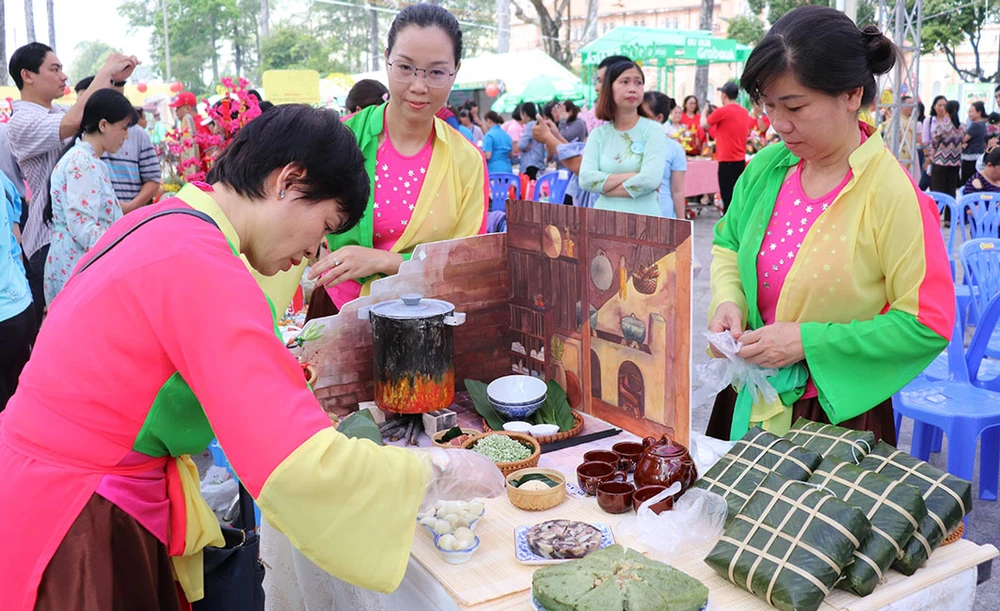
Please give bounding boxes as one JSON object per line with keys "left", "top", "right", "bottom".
{"left": 808, "top": 456, "right": 927, "bottom": 596}
{"left": 693, "top": 427, "right": 823, "bottom": 522}
{"left": 704, "top": 473, "right": 871, "bottom": 611}
{"left": 858, "top": 441, "right": 972, "bottom": 576}
{"left": 784, "top": 418, "right": 876, "bottom": 465}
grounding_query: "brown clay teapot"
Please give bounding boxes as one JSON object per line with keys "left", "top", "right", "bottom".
{"left": 633, "top": 435, "right": 698, "bottom": 497}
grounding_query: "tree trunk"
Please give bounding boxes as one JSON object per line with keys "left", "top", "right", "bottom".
{"left": 45, "top": 0, "right": 54, "bottom": 50}
{"left": 24, "top": 0, "right": 35, "bottom": 42}
{"left": 210, "top": 16, "right": 219, "bottom": 85}
{"left": 694, "top": 0, "right": 714, "bottom": 106}
{"left": 496, "top": 0, "right": 510, "bottom": 53}
{"left": 369, "top": 6, "right": 379, "bottom": 71}
{"left": 259, "top": 0, "right": 269, "bottom": 39}
{"left": 0, "top": 0, "right": 7, "bottom": 85}
{"left": 234, "top": 26, "right": 242, "bottom": 77}
{"left": 582, "top": 0, "right": 599, "bottom": 45}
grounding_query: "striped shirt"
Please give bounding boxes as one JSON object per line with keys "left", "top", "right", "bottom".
{"left": 0, "top": 123, "right": 27, "bottom": 200}
{"left": 102, "top": 125, "right": 160, "bottom": 203}
{"left": 8, "top": 100, "right": 70, "bottom": 258}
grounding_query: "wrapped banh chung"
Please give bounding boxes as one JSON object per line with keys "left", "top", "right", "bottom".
{"left": 858, "top": 441, "right": 972, "bottom": 575}
{"left": 808, "top": 456, "right": 927, "bottom": 596}
{"left": 705, "top": 473, "right": 871, "bottom": 611}
{"left": 532, "top": 545, "right": 709, "bottom": 611}
{"left": 693, "top": 426, "right": 822, "bottom": 522}
{"left": 784, "top": 418, "right": 876, "bottom": 464}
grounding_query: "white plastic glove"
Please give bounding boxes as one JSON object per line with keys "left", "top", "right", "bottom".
{"left": 411, "top": 447, "right": 506, "bottom": 510}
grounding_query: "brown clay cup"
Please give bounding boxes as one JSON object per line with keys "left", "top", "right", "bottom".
{"left": 632, "top": 484, "right": 676, "bottom": 514}
{"left": 576, "top": 461, "right": 627, "bottom": 496}
{"left": 613, "top": 441, "right": 645, "bottom": 473}
{"left": 597, "top": 481, "right": 636, "bottom": 514}
{"left": 583, "top": 450, "right": 619, "bottom": 466}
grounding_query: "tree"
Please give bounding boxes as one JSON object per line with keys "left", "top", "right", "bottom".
{"left": 511, "top": 0, "right": 599, "bottom": 67}
{"left": 921, "top": 0, "right": 1000, "bottom": 82}
{"left": 24, "top": 0, "right": 35, "bottom": 42}
{"left": 726, "top": 15, "right": 765, "bottom": 46}
{"left": 119, "top": 0, "right": 262, "bottom": 92}
{"left": 46, "top": 0, "right": 54, "bottom": 51}
{"left": 259, "top": 22, "right": 346, "bottom": 75}
{"left": 694, "top": 0, "right": 713, "bottom": 105}
{"left": 70, "top": 41, "right": 118, "bottom": 81}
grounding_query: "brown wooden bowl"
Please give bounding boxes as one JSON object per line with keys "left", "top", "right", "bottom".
{"left": 431, "top": 427, "right": 480, "bottom": 450}
{"left": 463, "top": 431, "right": 541, "bottom": 477}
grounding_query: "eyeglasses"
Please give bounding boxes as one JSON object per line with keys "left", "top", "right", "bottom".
{"left": 386, "top": 60, "right": 456, "bottom": 88}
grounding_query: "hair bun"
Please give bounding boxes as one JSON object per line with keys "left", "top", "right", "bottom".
{"left": 861, "top": 25, "right": 897, "bottom": 75}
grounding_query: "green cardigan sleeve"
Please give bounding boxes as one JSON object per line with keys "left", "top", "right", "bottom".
{"left": 803, "top": 310, "right": 947, "bottom": 424}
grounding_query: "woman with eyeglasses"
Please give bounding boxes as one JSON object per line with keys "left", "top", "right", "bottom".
{"left": 305, "top": 3, "right": 488, "bottom": 320}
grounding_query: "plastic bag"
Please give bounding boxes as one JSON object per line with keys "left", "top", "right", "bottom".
{"left": 413, "top": 447, "right": 507, "bottom": 511}
{"left": 691, "top": 330, "right": 779, "bottom": 409}
{"left": 200, "top": 465, "right": 239, "bottom": 514}
{"left": 618, "top": 485, "right": 728, "bottom": 558}
{"left": 689, "top": 432, "right": 736, "bottom": 475}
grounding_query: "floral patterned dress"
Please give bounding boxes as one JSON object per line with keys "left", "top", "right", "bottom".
{"left": 44, "top": 139, "right": 123, "bottom": 304}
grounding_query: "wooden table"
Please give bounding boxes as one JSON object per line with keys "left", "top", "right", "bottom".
{"left": 261, "top": 414, "right": 998, "bottom": 611}
{"left": 409, "top": 418, "right": 998, "bottom": 610}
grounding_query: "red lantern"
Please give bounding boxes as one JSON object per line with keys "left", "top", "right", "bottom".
{"left": 170, "top": 81, "right": 184, "bottom": 93}
{"left": 63, "top": 86, "right": 72, "bottom": 97}
{"left": 137, "top": 82, "right": 148, "bottom": 93}
{"left": 485, "top": 83, "right": 499, "bottom": 97}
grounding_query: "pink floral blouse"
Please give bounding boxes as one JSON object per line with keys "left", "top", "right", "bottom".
{"left": 44, "top": 139, "right": 123, "bottom": 304}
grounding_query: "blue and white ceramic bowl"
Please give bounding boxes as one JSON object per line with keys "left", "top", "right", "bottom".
{"left": 488, "top": 375, "right": 547, "bottom": 419}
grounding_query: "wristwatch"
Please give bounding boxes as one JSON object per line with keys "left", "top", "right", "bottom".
{"left": 111, "top": 78, "right": 128, "bottom": 87}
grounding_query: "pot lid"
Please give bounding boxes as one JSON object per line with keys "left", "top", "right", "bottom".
{"left": 368, "top": 294, "right": 455, "bottom": 320}
{"left": 644, "top": 435, "right": 690, "bottom": 459}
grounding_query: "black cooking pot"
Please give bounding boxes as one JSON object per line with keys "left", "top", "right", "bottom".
{"left": 360, "top": 294, "right": 466, "bottom": 414}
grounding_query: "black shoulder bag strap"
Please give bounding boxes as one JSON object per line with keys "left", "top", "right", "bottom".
{"left": 75, "top": 208, "right": 219, "bottom": 277}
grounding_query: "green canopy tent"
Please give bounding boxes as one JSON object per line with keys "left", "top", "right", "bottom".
{"left": 578, "top": 27, "right": 753, "bottom": 104}
{"left": 491, "top": 76, "right": 595, "bottom": 113}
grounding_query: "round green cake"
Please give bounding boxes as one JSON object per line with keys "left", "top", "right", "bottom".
{"left": 532, "top": 545, "right": 709, "bottom": 611}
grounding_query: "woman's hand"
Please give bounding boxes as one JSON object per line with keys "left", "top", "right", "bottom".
{"left": 708, "top": 301, "right": 744, "bottom": 357}
{"left": 308, "top": 246, "right": 404, "bottom": 289}
{"left": 737, "top": 322, "right": 805, "bottom": 369}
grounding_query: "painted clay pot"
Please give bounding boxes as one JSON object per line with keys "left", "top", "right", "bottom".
{"left": 633, "top": 436, "right": 698, "bottom": 498}
{"left": 361, "top": 294, "right": 465, "bottom": 414}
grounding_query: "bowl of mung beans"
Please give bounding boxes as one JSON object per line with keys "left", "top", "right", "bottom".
{"left": 463, "top": 431, "right": 541, "bottom": 476}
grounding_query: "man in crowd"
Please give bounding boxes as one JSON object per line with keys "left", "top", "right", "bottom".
{"left": 74, "top": 76, "right": 160, "bottom": 213}
{"left": 169, "top": 91, "right": 203, "bottom": 179}
{"left": 706, "top": 81, "right": 750, "bottom": 213}
{"left": 7, "top": 42, "right": 138, "bottom": 323}
{"left": 595, "top": 54, "right": 631, "bottom": 96}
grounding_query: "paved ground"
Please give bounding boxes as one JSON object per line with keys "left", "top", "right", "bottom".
{"left": 687, "top": 209, "right": 998, "bottom": 609}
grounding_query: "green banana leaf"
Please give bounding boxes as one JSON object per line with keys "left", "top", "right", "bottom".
{"left": 337, "top": 409, "right": 384, "bottom": 446}
{"left": 465, "top": 379, "right": 505, "bottom": 430}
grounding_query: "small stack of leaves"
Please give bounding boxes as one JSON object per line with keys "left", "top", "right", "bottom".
{"left": 693, "top": 427, "right": 822, "bottom": 522}
{"left": 784, "top": 418, "right": 876, "bottom": 465}
{"left": 858, "top": 441, "right": 973, "bottom": 575}
{"left": 464, "top": 379, "right": 575, "bottom": 432}
{"left": 438, "top": 426, "right": 467, "bottom": 444}
{"left": 808, "top": 456, "right": 927, "bottom": 596}
{"left": 336, "top": 410, "right": 384, "bottom": 446}
{"left": 705, "top": 473, "right": 871, "bottom": 611}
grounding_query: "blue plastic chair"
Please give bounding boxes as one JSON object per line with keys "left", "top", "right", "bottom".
{"left": 534, "top": 170, "right": 572, "bottom": 205}
{"left": 961, "top": 192, "right": 1000, "bottom": 240}
{"left": 961, "top": 239, "right": 1000, "bottom": 358}
{"left": 207, "top": 439, "right": 262, "bottom": 526}
{"left": 488, "top": 172, "right": 521, "bottom": 212}
{"left": 895, "top": 293, "right": 1000, "bottom": 500}
{"left": 928, "top": 191, "right": 963, "bottom": 267}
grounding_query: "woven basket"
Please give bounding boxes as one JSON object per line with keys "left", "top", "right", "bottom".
{"left": 431, "top": 427, "right": 480, "bottom": 450}
{"left": 506, "top": 467, "right": 566, "bottom": 511}
{"left": 464, "top": 431, "right": 541, "bottom": 477}
{"left": 633, "top": 270, "right": 658, "bottom": 295}
{"left": 482, "top": 410, "right": 585, "bottom": 445}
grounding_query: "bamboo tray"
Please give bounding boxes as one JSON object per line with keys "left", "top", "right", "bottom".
{"left": 482, "top": 410, "right": 585, "bottom": 445}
